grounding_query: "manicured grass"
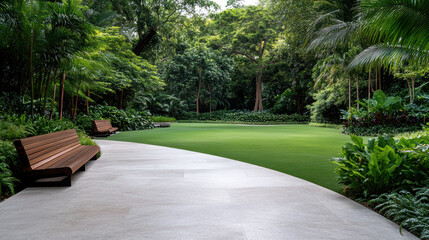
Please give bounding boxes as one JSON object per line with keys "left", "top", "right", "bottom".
{"left": 108, "top": 123, "right": 352, "bottom": 192}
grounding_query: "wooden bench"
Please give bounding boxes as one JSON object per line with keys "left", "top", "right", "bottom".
{"left": 14, "top": 129, "right": 100, "bottom": 186}
{"left": 93, "top": 119, "right": 118, "bottom": 136}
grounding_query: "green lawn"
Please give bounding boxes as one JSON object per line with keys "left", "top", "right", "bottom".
{"left": 107, "top": 123, "right": 352, "bottom": 192}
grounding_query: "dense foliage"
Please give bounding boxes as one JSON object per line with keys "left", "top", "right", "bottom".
{"left": 178, "top": 110, "right": 308, "bottom": 124}
{"left": 333, "top": 134, "right": 429, "bottom": 198}
{"left": 369, "top": 188, "right": 429, "bottom": 239}
{"left": 342, "top": 90, "right": 427, "bottom": 135}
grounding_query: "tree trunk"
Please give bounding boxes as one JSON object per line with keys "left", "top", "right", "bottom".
{"left": 411, "top": 78, "right": 415, "bottom": 104}
{"left": 368, "top": 69, "right": 371, "bottom": 100}
{"left": 59, "top": 72, "right": 65, "bottom": 120}
{"left": 209, "top": 93, "right": 212, "bottom": 120}
{"left": 379, "top": 67, "right": 382, "bottom": 90}
{"left": 73, "top": 85, "right": 80, "bottom": 120}
{"left": 406, "top": 79, "right": 412, "bottom": 104}
{"left": 356, "top": 76, "right": 359, "bottom": 110}
{"left": 196, "top": 65, "right": 202, "bottom": 116}
{"left": 50, "top": 82, "right": 56, "bottom": 120}
{"left": 86, "top": 90, "right": 90, "bottom": 114}
{"left": 253, "top": 71, "right": 263, "bottom": 111}
{"left": 133, "top": 27, "right": 157, "bottom": 56}
{"left": 30, "top": 29, "right": 34, "bottom": 115}
{"left": 42, "top": 69, "right": 55, "bottom": 115}
{"left": 348, "top": 77, "right": 351, "bottom": 109}
{"left": 375, "top": 68, "right": 378, "bottom": 90}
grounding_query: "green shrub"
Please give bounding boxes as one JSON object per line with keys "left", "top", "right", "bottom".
{"left": 271, "top": 88, "right": 297, "bottom": 114}
{"left": 342, "top": 125, "right": 423, "bottom": 136}
{"left": 0, "top": 140, "right": 19, "bottom": 172}
{"left": 342, "top": 90, "right": 426, "bottom": 135}
{"left": 151, "top": 116, "right": 176, "bottom": 122}
{"left": 333, "top": 134, "right": 429, "bottom": 198}
{"left": 308, "top": 122, "right": 342, "bottom": 129}
{"left": 308, "top": 86, "right": 346, "bottom": 124}
{"left": 77, "top": 131, "right": 101, "bottom": 159}
{"left": 0, "top": 121, "right": 28, "bottom": 141}
{"left": 395, "top": 123, "right": 429, "bottom": 139}
{"left": 179, "top": 110, "right": 308, "bottom": 123}
{"left": 369, "top": 187, "right": 429, "bottom": 239}
{"left": 86, "top": 105, "right": 153, "bottom": 132}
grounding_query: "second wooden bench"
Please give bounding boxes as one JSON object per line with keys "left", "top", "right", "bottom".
{"left": 93, "top": 119, "right": 118, "bottom": 136}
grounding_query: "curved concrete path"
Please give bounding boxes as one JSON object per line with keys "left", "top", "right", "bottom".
{"left": 0, "top": 140, "right": 417, "bottom": 240}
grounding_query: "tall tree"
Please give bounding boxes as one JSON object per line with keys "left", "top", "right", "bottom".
{"left": 210, "top": 6, "right": 280, "bottom": 111}
{"left": 162, "top": 45, "right": 233, "bottom": 114}
{"left": 109, "top": 0, "right": 218, "bottom": 56}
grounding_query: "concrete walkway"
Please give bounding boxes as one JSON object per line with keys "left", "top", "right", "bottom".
{"left": 0, "top": 140, "right": 417, "bottom": 240}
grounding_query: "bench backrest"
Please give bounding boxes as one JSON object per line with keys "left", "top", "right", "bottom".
{"left": 93, "top": 120, "right": 113, "bottom": 132}
{"left": 14, "top": 129, "right": 81, "bottom": 172}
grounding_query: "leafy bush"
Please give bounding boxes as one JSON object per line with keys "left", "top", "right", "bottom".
{"left": 333, "top": 134, "right": 429, "bottom": 198}
{"left": 0, "top": 121, "right": 28, "bottom": 141}
{"left": 308, "top": 86, "right": 346, "bottom": 123}
{"left": 369, "top": 187, "right": 429, "bottom": 239}
{"left": 1, "top": 114, "right": 76, "bottom": 136}
{"left": 342, "top": 125, "right": 423, "bottom": 136}
{"left": 271, "top": 88, "right": 297, "bottom": 114}
{"left": 308, "top": 122, "right": 342, "bottom": 129}
{"left": 179, "top": 110, "right": 309, "bottom": 123}
{"left": 83, "top": 105, "right": 153, "bottom": 132}
{"left": 151, "top": 116, "right": 176, "bottom": 122}
{"left": 342, "top": 90, "right": 426, "bottom": 135}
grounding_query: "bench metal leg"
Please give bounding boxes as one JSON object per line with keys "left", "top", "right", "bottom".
{"left": 79, "top": 164, "right": 86, "bottom": 171}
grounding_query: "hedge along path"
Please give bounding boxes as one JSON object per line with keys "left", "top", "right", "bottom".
{"left": 107, "top": 123, "right": 357, "bottom": 192}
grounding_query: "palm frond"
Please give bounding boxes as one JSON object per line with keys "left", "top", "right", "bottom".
{"left": 360, "top": 0, "right": 429, "bottom": 52}
{"left": 348, "top": 44, "right": 429, "bottom": 70}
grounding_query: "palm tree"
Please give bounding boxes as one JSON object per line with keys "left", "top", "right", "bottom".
{"left": 349, "top": 0, "right": 429, "bottom": 69}
{"left": 308, "top": 0, "right": 361, "bottom": 109}
{"left": 307, "top": 0, "right": 360, "bottom": 51}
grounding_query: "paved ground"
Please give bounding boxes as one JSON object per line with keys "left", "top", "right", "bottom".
{"left": 0, "top": 140, "right": 417, "bottom": 240}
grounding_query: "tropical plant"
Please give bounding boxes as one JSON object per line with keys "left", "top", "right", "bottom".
{"left": 369, "top": 187, "right": 429, "bottom": 239}
{"left": 350, "top": 0, "right": 429, "bottom": 69}
{"left": 333, "top": 134, "right": 429, "bottom": 198}
{"left": 0, "top": 162, "right": 19, "bottom": 195}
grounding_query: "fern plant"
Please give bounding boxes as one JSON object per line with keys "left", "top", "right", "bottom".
{"left": 0, "top": 162, "right": 19, "bottom": 195}
{"left": 369, "top": 187, "right": 429, "bottom": 239}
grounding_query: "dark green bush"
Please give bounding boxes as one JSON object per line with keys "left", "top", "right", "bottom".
{"left": 81, "top": 105, "right": 153, "bottom": 132}
{"left": 179, "top": 110, "right": 309, "bottom": 123}
{"left": 369, "top": 187, "right": 429, "bottom": 239}
{"left": 342, "top": 90, "right": 427, "bottom": 136}
{"left": 308, "top": 86, "right": 346, "bottom": 124}
{"left": 342, "top": 125, "right": 423, "bottom": 136}
{"left": 333, "top": 134, "right": 429, "bottom": 198}
{"left": 0, "top": 121, "right": 28, "bottom": 141}
{"left": 151, "top": 116, "right": 176, "bottom": 122}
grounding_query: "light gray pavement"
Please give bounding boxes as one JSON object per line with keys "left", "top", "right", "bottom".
{"left": 0, "top": 140, "right": 418, "bottom": 240}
